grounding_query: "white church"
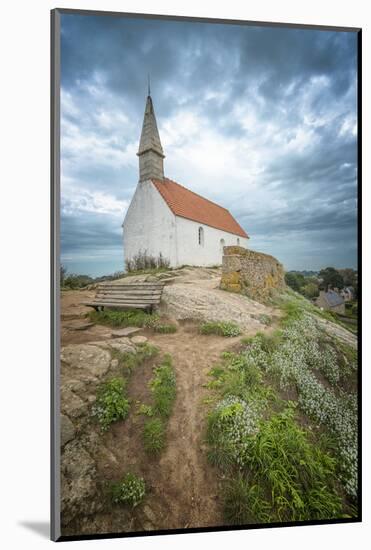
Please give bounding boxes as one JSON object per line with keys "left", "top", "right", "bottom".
{"left": 122, "top": 92, "right": 249, "bottom": 268}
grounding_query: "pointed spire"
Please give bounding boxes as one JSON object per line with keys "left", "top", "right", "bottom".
{"left": 137, "top": 88, "right": 165, "bottom": 182}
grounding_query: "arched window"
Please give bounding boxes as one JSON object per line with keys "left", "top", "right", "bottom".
{"left": 220, "top": 238, "right": 225, "bottom": 253}
{"left": 198, "top": 226, "right": 204, "bottom": 246}
{"left": 237, "top": 238, "right": 240, "bottom": 246}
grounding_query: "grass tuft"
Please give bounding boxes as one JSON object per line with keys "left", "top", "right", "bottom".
{"left": 150, "top": 354, "right": 176, "bottom": 418}
{"left": 153, "top": 323, "right": 177, "bottom": 334}
{"left": 143, "top": 418, "right": 166, "bottom": 455}
{"left": 200, "top": 321, "right": 241, "bottom": 337}
{"left": 89, "top": 308, "right": 159, "bottom": 328}
{"left": 109, "top": 343, "right": 159, "bottom": 375}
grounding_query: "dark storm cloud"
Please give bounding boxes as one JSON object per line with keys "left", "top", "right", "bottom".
{"left": 60, "top": 13, "right": 358, "bottom": 275}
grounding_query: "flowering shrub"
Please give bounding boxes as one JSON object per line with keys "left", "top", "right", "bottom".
{"left": 111, "top": 473, "right": 146, "bottom": 507}
{"left": 207, "top": 396, "right": 260, "bottom": 467}
{"left": 263, "top": 313, "right": 358, "bottom": 498}
{"left": 92, "top": 378, "right": 130, "bottom": 431}
{"left": 206, "top": 293, "right": 358, "bottom": 522}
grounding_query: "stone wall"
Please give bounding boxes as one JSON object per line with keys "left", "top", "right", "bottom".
{"left": 220, "top": 246, "right": 285, "bottom": 303}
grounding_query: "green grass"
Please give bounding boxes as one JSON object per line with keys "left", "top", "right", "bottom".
{"left": 89, "top": 309, "right": 178, "bottom": 334}
{"left": 153, "top": 323, "right": 178, "bottom": 334}
{"left": 139, "top": 353, "right": 177, "bottom": 456}
{"left": 109, "top": 343, "right": 159, "bottom": 375}
{"left": 111, "top": 473, "right": 146, "bottom": 507}
{"left": 92, "top": 378, "right": 130, "bottom": 431}
{"left": 150, "top": 354, "right": 176, "bottom": 417}
{"left": 143, "top": 418, "right": 166, "bottom": 455}
{"left": 89, "top": 308, "right": 160, "bottom": 328}
{"left": 204, "top": 291, "right": 355, "bottom": 523}
{"left": 236, "top": 406, "right": 343, "bottom": 523}
{"left": 200, "top": 321, "right": 242, "bottom": 337}
{"left": 223, "top": 475, "right": 270, "bottom": 525}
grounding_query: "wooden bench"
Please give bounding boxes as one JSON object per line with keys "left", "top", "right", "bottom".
{"left": 82, "top": 281, "right": 165, "bottom": 312}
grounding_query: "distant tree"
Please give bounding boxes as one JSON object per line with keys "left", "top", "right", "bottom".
{"left": 302, "top": 282, "right": 319, "bottom": 299}
{"left": 339, "top": 268, "right": 357, "bottom": 287}
{"left": 285, "top": 272, "right": 305, "bottom": 292}
{"left": 319, "top": 267, "right": 344, "bottom": 291}
{"left": 63, "top": 273, "right": 93, "bottom": 289}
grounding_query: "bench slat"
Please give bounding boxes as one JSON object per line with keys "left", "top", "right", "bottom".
{"left": 98, "top": 283, "right": 164, "bottom": 289}
{"left": 83, "top": 281, "right": 165, "bottom": 311}
{"left": 93, "top": 297, "right": 161, "bottom": 303}
{"left": 83, "top": 302, "right": 154, "bottom": 308}
{"left": 97, "top": 288, "right": 162, "bottom": 296}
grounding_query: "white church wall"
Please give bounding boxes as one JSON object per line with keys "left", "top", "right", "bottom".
{"left": 123, "top": 180, "right": 177, "bottom": 267}
{"left": 175, "top": 216, "right": 249, "bottom": 267}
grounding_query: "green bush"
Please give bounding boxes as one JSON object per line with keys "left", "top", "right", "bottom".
{"left": 111, "top": 473, "right": 146, "bottom": 507}
{"left": 200, "top": 321, "right": 241, "bottom": 337}
{"left": 150, "top": 355, "right": 176, "bottom": 417}
{"left": 143, "top": 418, "right": 166, "bottom": 454}
{"left": 242, "top": 406, "right": 342, "bottom": 522}
{"left": 92, "top": 378, "right": 129, "bottom": 431}
{"left": 206, "top": 396, "right": 259, "bottom": 470}
{"left": 224, "top": 475, "right": 270, "bottom": 525}
{"left": 63, "top": 273, "right": 94, "bottom": 289}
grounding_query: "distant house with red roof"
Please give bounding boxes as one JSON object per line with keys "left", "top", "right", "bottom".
{"left": 122, "top": 92, "right": 249, "bottom": 268}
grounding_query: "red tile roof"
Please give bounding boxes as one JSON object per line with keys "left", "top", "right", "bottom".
{"left": 152, "top": 178, "right": 249, "bottom": 238}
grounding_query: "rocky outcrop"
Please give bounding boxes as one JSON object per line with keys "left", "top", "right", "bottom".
{"left": 220, "top": 246, "right": 285, "bottom": 303}
{"left": 159, "top": 281, "right": 276, "bottom": 329}
{"left": 60, "top": 338, "right": 137, "bottom": 529}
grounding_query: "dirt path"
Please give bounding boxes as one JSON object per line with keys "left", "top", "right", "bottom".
{"left": 143, "top": 326, "right": 234, "bottom": 530}
{"left": 89, "top": 325, "right": 256, "bottom": 534}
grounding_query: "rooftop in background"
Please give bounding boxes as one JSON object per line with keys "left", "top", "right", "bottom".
{"left": 322, "top": 289, "right": 345, "bottom": 307}
{"left": 152, "top": 178, "right": 249, "bottom": 238}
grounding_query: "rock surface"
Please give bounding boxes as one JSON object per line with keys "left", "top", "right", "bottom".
{"left": 159, "top": 281, "right": 276, "bottom": 330}
{"left": 220, "top": 246, "right": 286, "bottom": 303}
{"left": 61, "top": 414, "right": 76, "bottom": 447}
{"left": 61, "top": 344, "right": 111, "bottom": 379}
{"left": 61, "top": 441, "right": 101, "bottom": 525}
{"left": 131, "top": 335, "right": 148, "bottom": 345}
{"left": 111, "top": 327, "right": 141, "bottom": 338}
{"left": 60, "top": 338, "right": 138, "bottom": 528}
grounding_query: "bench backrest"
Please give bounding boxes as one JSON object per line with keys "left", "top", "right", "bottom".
{"left": 94, "top": 282, "right": 165, "bottom": 306}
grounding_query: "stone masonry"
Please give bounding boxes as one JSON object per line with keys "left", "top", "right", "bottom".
{"left": 220, "top": 246, "right": 285, "bottom": 303}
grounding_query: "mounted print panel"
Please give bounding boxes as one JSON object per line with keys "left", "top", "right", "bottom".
{"left": 51, "top": 8, "right": 361, "bottom": 542}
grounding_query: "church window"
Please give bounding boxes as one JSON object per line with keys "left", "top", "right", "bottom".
{"left": 198, "top": 227, "right": 204, "bottom": 246}
{"left": 220, "top": 238, "right": 225, "bottom": 253}
{"left": 237, "top": 238, "right": 240, "bottom": 245}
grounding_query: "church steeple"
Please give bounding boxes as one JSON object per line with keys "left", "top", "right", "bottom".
{"left": 137, "top": 89, "right": 165, "bottom": 182}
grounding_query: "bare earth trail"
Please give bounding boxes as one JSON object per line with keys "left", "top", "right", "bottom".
{"left": 93, "top": 325, "right": 254, "bottom": 533}
{"left": 142, "top": 327, "right": 238, "bottom": 530}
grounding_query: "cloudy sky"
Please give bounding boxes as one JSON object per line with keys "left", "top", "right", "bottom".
{"left": 60, "top": 13, "right": 358, "bottom": 277}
